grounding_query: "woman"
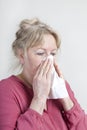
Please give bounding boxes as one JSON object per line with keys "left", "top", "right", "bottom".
{"left": 0, "top": 18, "right": 87, "bottom": 130}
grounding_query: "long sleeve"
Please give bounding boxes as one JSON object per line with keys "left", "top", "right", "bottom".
{"left": 0, "top": 86, "right": 44, "bottom": 130}
{"left": 0, "top": 79, "right": 60, "bottom": 130}
{"left": 0, "top": 78, "right": 44, "bottom": 130}
{"left": 0, "top": 76, "right": 87, "bottom": 130}
{"left": 0, "top": 76, "right": 57, "bottom": 130}
{"left": 16, "top": 109, "right": 45, "bottom": 130}
{"left": 62, "top": 81, "right": 87, "bottom": 130}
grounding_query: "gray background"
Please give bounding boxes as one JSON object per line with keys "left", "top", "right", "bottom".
{"left": 0, "top": 0, "right": 87, "bottom": 113}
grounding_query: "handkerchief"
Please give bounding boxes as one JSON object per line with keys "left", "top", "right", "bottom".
{"left": 47, "top": 55, "right": 69, "bottom": 99}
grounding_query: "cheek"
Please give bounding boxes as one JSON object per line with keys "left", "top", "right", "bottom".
{"left": 29, "top": 58, "right": 42, "bottom": 73}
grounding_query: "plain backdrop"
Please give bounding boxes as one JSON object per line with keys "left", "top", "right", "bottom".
{"left": 0, "top": 0, "right": 87, "bottom": 113}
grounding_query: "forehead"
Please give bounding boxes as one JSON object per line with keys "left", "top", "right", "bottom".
{"left": 35, "top": 34, "right": 57, "bottom": 49}
{"left": 42, "top": 34, "right": 57, "bottom": 47}
{"left": 28, "top": 34, "right": 58, "bottom": 53}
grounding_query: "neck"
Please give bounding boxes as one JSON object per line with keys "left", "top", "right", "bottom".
{"left": 17, "top": 72, "right": 32, "bottom": 88}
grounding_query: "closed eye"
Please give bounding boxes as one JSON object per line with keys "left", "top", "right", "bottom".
{"left": 36, "top": 52, "right": 45, "bottom": 56}
{"left": 51, "top": 53, "right": 57, "bottom": 56}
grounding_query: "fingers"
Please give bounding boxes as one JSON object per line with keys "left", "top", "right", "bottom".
{"left": 35, "top": 58, "right": 52, "bottom": 78}
{"left": 54, "top": 60, "right": 64, "bottom": 79}
{"left": 43, "top": 59, "right": 52, "bottom": 77}
{"left": 46, "top": 63, "right": 53, "bottom": 79}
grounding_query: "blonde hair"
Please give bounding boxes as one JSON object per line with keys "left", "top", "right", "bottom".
{"left": 10, "top": 18, "right": 61, "bottom": 74}
{"left": 12, "top": 18, "right": 61, "bottom": 57}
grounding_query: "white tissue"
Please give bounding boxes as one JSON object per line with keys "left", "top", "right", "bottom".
{"left": 47, "top": 55, "right": 69, "bottom": 99}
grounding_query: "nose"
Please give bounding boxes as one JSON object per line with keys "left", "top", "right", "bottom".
{"left": 45, "top": 55, "right": 54, "bottom": 64}
{"left": 47, "top": 55, "right": 53, "bottom": 60}
{"left": 42, "top": 54, "right": 53, "bottom": 61}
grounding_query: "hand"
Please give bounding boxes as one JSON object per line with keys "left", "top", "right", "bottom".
{"left": 30, "top": 58, "right": 52, "bottom": 114}
{"left": 53, "top": 60, "right": 74, "bottom": 111}
{"left": 54, "top": 60, "right": 64, "bottom": 79}
{"left": 33, "top": 58, "right": 52, "bottom": 99}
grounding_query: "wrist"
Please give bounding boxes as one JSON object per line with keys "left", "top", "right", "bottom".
{"left": 30, "top": 97, "right": 47, "bottom": 115}
{"left": 59, "top": 97, "right": 74, "bottom": 111}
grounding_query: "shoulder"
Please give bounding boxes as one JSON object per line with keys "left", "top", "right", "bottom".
{"left": 0, "top": 75, "right": 18, "bottom": 89}
{"left": 0, "top": 75, "right": 27, "bottom": 107}
{"left": 0, "top": 75, "right": 33, "bottom": 99}
{"left": 0, "top": 75, "right": 24, "bottom": 96}
{"left": 0, "top": 75, "right": 14, "bottom": 88}
{"left": 0, "top": 76, "right": 33, "bottom": 113}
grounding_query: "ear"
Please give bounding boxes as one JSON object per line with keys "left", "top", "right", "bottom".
{"left": 17, "top": 49, "right": 25, "bottom": 64}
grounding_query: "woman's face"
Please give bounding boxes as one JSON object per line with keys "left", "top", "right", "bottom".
{"left": 21, "top": 34, "right": 58, "bottom": 82}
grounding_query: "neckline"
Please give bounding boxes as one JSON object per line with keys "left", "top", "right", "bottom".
{"left": 11, "top": 75, "right": 51, "bottom": 113}
{"left": 11, "top": 75, "right": 33, "bottom": 90}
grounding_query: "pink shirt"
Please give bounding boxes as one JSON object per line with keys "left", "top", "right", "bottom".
{"left": 0, "top": 75, "right": 87, "bottom": 130}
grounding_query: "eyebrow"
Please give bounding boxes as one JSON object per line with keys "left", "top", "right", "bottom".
{"left": 36, "top": 48, "right": 58, "bottom": 51}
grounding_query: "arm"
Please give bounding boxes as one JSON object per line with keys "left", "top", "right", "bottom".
{"left": 54, "top": 61, "right": 87, "bottom": 129}
{"left": 29, "top": 58, "right": 52, "bottom": 114}
{"left": 0, "top": 59, "right": 52, "bottom": 130}
{"left": 61, "top": 81, "right": 87, "bottom": 130}
{"left": 0, "top": 81, "right": 45, "bottom": 130}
